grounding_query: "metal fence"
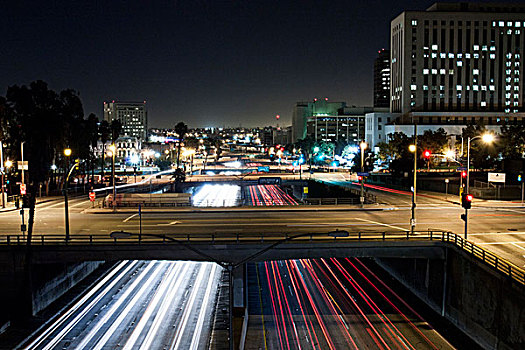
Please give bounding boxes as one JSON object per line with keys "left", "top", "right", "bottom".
{"left": 1, "top": 230, "right": 523, "bottom": 286}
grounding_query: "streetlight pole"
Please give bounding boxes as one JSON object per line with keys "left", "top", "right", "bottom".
{"left": 359, "top": 141, "right": 367, "bottom": 208}
{"left": 108, "top": 144, "right": 117, "bottom": 211}
{"left": 0, "top": 141, "right": 5, "bottom": 208}
{"left": 409, "top": 124, "right": 417, "bottom": 234}
{"left": 63, "top": 148, "right": 72, "bottom": 241}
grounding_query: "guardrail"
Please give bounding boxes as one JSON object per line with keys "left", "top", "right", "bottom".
{"left": 1, "top": 230, "right": 523, "bottom": 286}
{"left": 304, "top": 198, "right": 360, "bottom": 205}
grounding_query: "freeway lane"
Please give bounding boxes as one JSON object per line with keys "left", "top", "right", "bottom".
{"left": 250, "top": 258, "right": 455, "bottom": 350}
{"left": 1, "top": 198, "right": 525, "bottom": 267}
{"left": 20, "top": 260, "right": 222, "bottom": 350}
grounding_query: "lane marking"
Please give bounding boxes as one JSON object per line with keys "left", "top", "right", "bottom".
{"left": 354, "top": 218, "right": 407, "bottom": 231}
{"left": 123, "top": 214, "right": 138, "bottom": 222}
{"left": 156, "top": 221, "right": 180, "bottom": 226}
{"left": 71, "top": 201, "right": 90, "bottom": 208}
{"left": 477, "top": 241, "right": 525, "bottom": 245}
{"left": 468, "top": 232, "right": 525, "bottom": 236}
{"left": 511, "top": 243, "right": 525, "bottom": 252}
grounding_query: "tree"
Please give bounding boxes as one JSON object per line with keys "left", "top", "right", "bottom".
{"left": 500, "top": 124, "right": 525, "bottom": 160}
{"left": 110, "top": 119, "right": 122, "bottom": 143}
{"left": 98, "top": 120, "right": 111, "bottom": 179}
{"left": 174, "top": 122, "right": 188, "bottom": 168}
{"left": 459, "top": 122, "right": 498, "bottom": 169}
{"left": 418, "top": 128, "right": 449, "bottom": 167}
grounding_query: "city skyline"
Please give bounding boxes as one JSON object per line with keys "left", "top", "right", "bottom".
{"left": 6, "top": 0, "right": 521, "bottom": 129}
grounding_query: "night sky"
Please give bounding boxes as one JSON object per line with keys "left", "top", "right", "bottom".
{"left": 2, "top": 0, "right": 520, "bottom": 128}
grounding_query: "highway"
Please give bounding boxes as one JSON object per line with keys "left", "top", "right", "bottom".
{"left": 246, "top": 185, "right": 298, "bottom": 206}
{"left": 20, "top": 260, "right": 222, "bottom": 350}
{"left": 250, "top": 258, "right": 454, "bottom": 349}
{"left": 1, "top": 178, "right": 524, "bottom": 268}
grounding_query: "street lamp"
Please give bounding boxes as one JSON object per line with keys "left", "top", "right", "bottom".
{"left": 63, "top": 148, "right": 73, "bottom": 241}
{"left": 409, "top": 143, "right": 417, "bottom": 234}
{"left": 462, "top": 133, "right": 494, "bottom": 239}
{"left": 359, "top": 141, "right": 367, "bottom": 208}
{"left": 108, "top": 144, "right": 117, "bottom": 210}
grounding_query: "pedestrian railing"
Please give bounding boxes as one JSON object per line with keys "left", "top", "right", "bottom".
{"left": 1, "top": 230, "right": 523, "bottom": 286}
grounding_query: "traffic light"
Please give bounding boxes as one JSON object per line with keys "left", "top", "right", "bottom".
{"left": 423, "top": 150, "right": 431, "bottom": 158}
{"left": 518, "top": 174, "right": 522, "bottom": 182}
{"left": 461, "top": 193, "right": 473, "bottom": 209}
{"left": 74, "top": 159, "right": 80, "bottom": 170}
{"left": 461, "top": 171, "right": 467, "bottom": 178}
{"left": 357, "top": 176, "right": 362, "bottom": 181}
{"left": 22, "top": 195, "right": 30, "bottom": 208}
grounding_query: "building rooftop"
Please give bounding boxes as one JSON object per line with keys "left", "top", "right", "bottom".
{"left": 426, "top": 2, "right": 525, "bottom": 13}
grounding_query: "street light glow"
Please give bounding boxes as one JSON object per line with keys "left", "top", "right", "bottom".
{"left": 4, "top": 159, "right": 13, "bottom": 168}
{"left": 64, "top": 148, "right": 72, "bottom": 157}
{"left": 408, "top": 144, "right": 416, "bottom": 153}
{"left": 360, "top": 141, "right": 367, "bottom": 150}
{"left": 482, "top": 133, "right": 494, "bottom": 143}
{"left": 445, "top": 150, "right": 455, "bottom": 158}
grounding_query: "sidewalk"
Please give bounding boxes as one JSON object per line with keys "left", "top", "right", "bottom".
{"left": 0, "top": 196, "right": 63, "bottom": 213}
{"left": 416, "top": 189, "right": 525, "bottom": 208}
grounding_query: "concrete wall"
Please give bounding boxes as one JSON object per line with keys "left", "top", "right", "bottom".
{"left": 32, "top": 261, "right": 104, "bottom": 314}
{"left": 376, "top": 247, "right": 525, "bottom": 350}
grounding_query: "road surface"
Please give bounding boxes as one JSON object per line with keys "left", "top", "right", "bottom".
{"left": 20, "top": 260, "right": 222, "bottom": 350}
{"left": 249, "top": 258, "right": 455, "bottom": 349}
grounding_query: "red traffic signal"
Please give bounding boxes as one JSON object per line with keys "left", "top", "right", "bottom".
{"left": 461, "top": 171, "right": 467, "bottom": 178}
{"left": 423, "top": 150, "right": 431, "bottom": 158}
{"left": 466, "top": 194, "right": 473, "bottom": 202}
{"left": 357, "top": 176, "right": 362, "bottom": 181}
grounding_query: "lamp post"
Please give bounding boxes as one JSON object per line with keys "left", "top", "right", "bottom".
{"left": 359, "top": 141, "right": 367, "bottom": 208}
{"left": 108, "top": 144, "right": 117, "bottom": 211}
{"left": 0, "top": 141, "right": 5, "bottom": 208}
{"left": 63, "top": 148, "right": 72, "bottom": 241}
{"left": 463, "top": 133, "right": 494, "bottom": 239}
{"left": 409, "top": 143, "right": 417, "bottom": 234}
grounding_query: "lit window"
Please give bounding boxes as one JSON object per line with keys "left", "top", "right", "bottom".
{"left": 440, "top": 53, "right": 446, "bottom": 58}
{"left": 499, "top": 21, "right": 504, "bottom": 27}
{"left": 490, "top": 53, "right": 496, "bottom": 59}
{"left": 473, "top": 69, "right": 479, "bottom": 75}
{"left": 507, "top": 29, "right": 512, "bottom": 35}
{"left": 411, "top": 85, "right": 417, "bottom": 90}
{"left": 473, "top": 53, "right": 479, "bottom": 59}
{"left": 481, "top": 101, "right": 486, "bottom": 107}
{"left": 456, "top": 85, "right": 462, "bottom": 90}
{"left": 508, "top": 22, "right": 513, "bottom": 27}
{"left": 431, "top": 53, "right": 437, "bottom": 58}
{"left": 412, "top": 20, "right": 418, "bottom": 26}
{"left": 473, "top": 45, "right": 479, "bottom": 50}
{"left": 423, "top": 69, "right": 429, "bottom": 74}
{"left": 482, "top": 45, "right": 487, "bottom": 51}
{"left": 506, "top": 85, "right": 511, "bottom": 91}
{"left": 440, "top": 69, "right": 446, "bottom": 74}
{"left": 432, "top": 69, "right": 438, "bottom": 74}
{"left": 457, "top": 53, "right": 463, "bottom": 58}
{"left": 473, "top": 85, "right": 479, "bottom": 91}
{"left": 457, "top": 61, "right": 463, "bottom": 66}
{"left": 423, "top": 85, "right": 429, "bottom": 90}
{"left": 517, "top": 22, "right": 522, "bottom": 28}
{"left": 490, "top": 46, "right": 496, "bottom": 51}
{"left": 481, "top": 86, "right": 487, "bottom": 91}
{"left": 432, "top": 44, "right": 438, "bottom": 50}
{"left": 516, "top": 30, "right": 521, "bottom": 35}
{"left": 448, "top": 53, "right": 455, "bottom": 58}
{"left": 449, "top": 69, "right": 454, "bottom": 74}
{"left": 505, "top": 93, "right": 511, "bottom": 98}
{"left": 465, "top": 53, "right": 471, "bottom": 58}
{"left": 515, "top": 86, "right": 520, "bottom": 91}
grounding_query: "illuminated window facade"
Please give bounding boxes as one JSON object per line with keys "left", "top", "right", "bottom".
{"left": 391, "top": 3, "right": 525, "bottom": 114}
{"left": 103, "top": 101, "right": 148, "bottom": 141}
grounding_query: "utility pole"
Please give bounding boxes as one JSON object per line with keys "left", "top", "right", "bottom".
{"left": 1, "top": 141, "right": 5, "bottom": 208}
{"left": 21, "top": 141, "right": 25, "bottom": 185}
{"left": 411, "top": 124, "right": 417, "bottom": 234}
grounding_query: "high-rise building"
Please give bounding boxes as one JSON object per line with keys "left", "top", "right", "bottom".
{"left": 374, "top": 48, "right": 390, "bottom": 108}
{"left": 292, "top": 98, "right": 382, "bottom": 144}
{"left": 103, "top": 101, "right": 148, "bottom": 140}
{"left": 391, "top": 3, "right": 525, "bottom": 116}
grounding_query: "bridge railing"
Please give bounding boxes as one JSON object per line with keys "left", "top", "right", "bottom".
{"left": 1, "top": 230, "right": 523, "bottom": 286}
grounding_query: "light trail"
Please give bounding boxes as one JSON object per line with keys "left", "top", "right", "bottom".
{"left": 247, "top": 185, "right": 298, "bottom": 206}
{"left": 93, "top": 169, "right": 175, "bottom": 193}
{"left": 192, "top": 184, "right": 240, "bottom": 207}
{"left": 258, "top": 258, "right": 453, "bottom": 350}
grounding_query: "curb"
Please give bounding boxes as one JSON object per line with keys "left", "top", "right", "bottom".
{"left": 82, "top": 206, "right": 395, "bottom": 214}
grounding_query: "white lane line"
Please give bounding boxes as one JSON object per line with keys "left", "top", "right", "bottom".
{"left": 354, "top": 218, "right": 407, "bottom": 231}
{"left": 138, "top": 262, "right": 192, "bottom": 350}
{"left": 123, "top": 214, "right": 138, "bottom": 222}
{"left": 469, "top": 232, "right": 525, "bottom": 236}
{"left": 71, "top": 200, "right": 90, "bottom": 208}
{"left": 156, "top": 221, "right": 180, "bottom": 226}
{"left": 189, "top": 264, "right": 219, "bottom": 350}
{"left": 511, "top": 243, "right": 525, "bottom": 251}
{"left": 477, "top": 241, "right": 525, "bottom": 245}
{"left": 75, "top": 262, "right": 161, "bottom": 350}
{"left": 32, "top": 261, "right": 137, "bottom": 350}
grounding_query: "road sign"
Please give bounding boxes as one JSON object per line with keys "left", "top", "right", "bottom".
{"left": 257, "top": 166, "right": 270, "bottom": 173}
{"left": 457, "top": 167, "right": 467, "bottom": 171}
{"left": 488, "top": 172, "right": 506, "bottom": 183}
{"left": 20, "top": 184, "right": 26, "bottom": 195}
{"left": 17, "top": 161, "right": 28, "bottom": 170}
{"left": 89, "top": 191, "right": 96, "bottom": 202}
{"left": 357, "top": 172, "right": 369, "bottom": 177}
{"left": 303, "top": 187, "right": 308, "bottom": 194}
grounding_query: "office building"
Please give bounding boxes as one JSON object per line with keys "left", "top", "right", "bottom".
{"left": 391, "top": 3, "right": 525, "bottom": 116}
{"left": 103, "top": 101, "right": 148, "bottom": 140}
{"left": 374, "top": 48, "right": 391, "bottom": 108}
{"left": 292, "top": 98, "right": 382, "bottom": 144}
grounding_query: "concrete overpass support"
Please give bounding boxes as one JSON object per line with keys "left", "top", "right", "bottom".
{"left": 376, "top": 248, "right": 525, "bottom": 350}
